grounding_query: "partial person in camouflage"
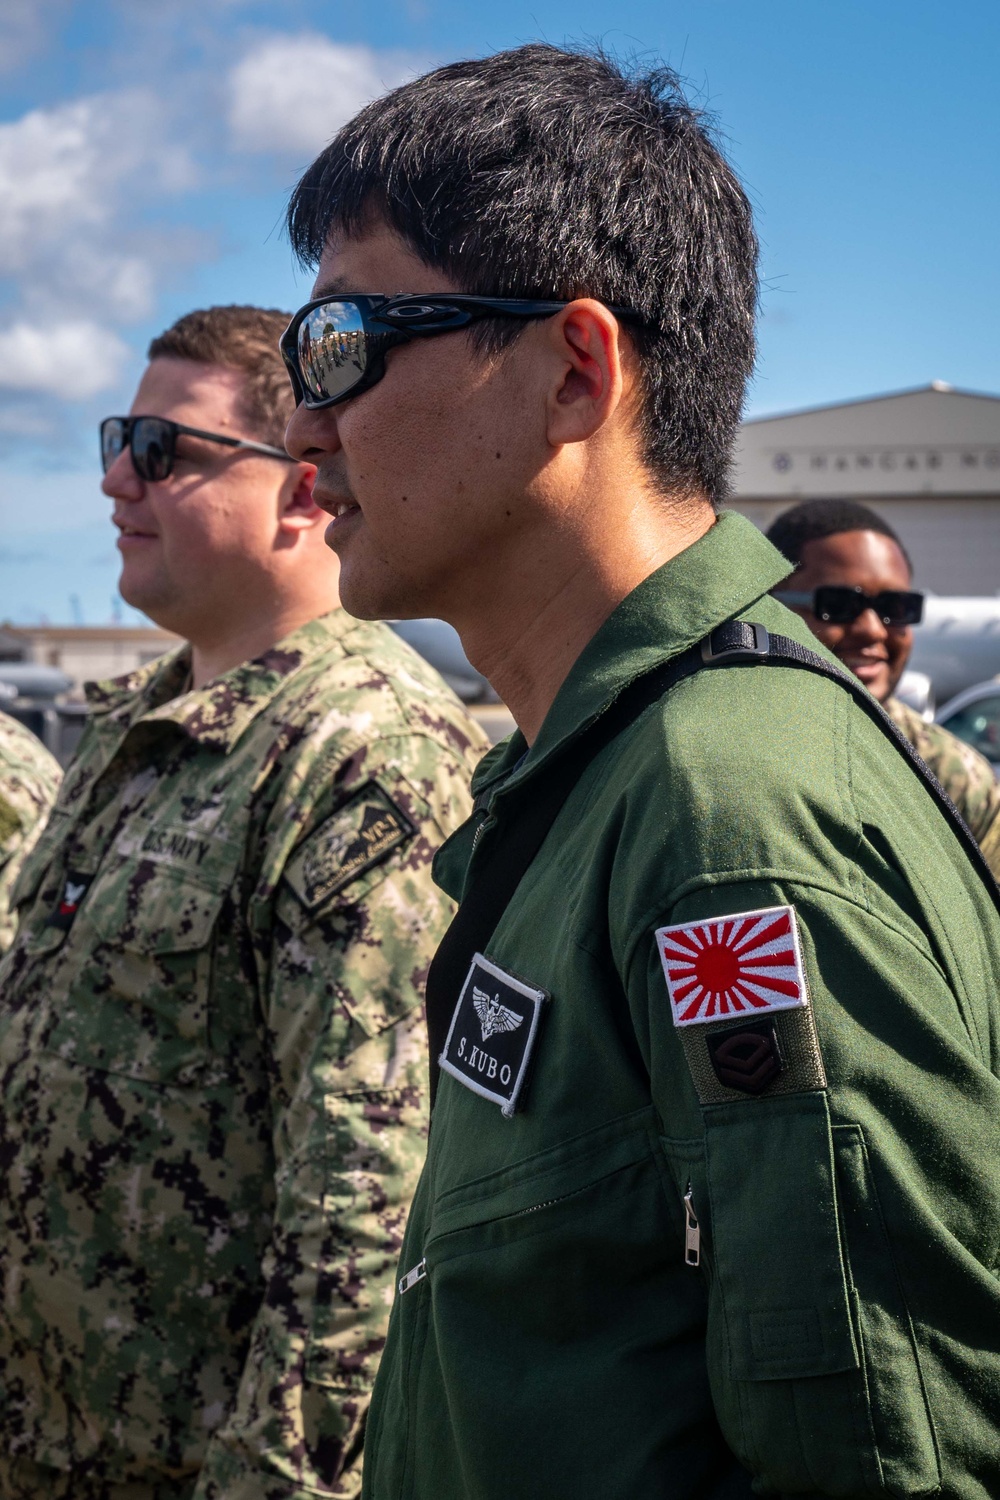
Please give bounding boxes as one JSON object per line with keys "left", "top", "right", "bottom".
{"left": 0, "top": 306, "right": 488, "bottom": 1500}
{"left": 0, "top": 709, "right": 62, "bottom": 953}
{"left": 767, "top": 497, "right": 1000, "bottom": 876}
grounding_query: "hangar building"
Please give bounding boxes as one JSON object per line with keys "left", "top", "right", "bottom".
{"left": 728, "top": 383, "right": 1000, "bottom": 596}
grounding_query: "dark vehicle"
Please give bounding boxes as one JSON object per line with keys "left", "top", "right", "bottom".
{"left": 0, "top": 664, "right": 88, "bottom": 765}
{"left": 937, "top": 679, "right": 1000, "bottom": 775}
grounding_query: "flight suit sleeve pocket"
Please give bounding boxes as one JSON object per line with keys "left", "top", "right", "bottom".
{"left": 702, "top": 1097, "right": 941, "bottom": 1495}
{"left": 705, "top": 1091, "right": 858, "bottom": 1382}
{"left": 831, "top": 1122, "right": 941, "bottom": 1494}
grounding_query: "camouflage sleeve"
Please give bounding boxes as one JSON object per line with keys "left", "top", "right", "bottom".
{"left": 911, "top": 720, "right": 1000, "bottom": 873}
{"left": 884, "top": 699, "right": 1000, "bottom": 879}
{"left": 193, "top": 733, "right": 473, "bottom": 1500}
{"left": 0, "top": 718, "right": 62, "bottom": 955}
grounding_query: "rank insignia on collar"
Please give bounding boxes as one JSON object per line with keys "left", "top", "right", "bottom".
{"left": 439, "top": 953, "right": 548, "bottom": 1117}
{"left": 654, "top": 905, "right": 826, "bottom": 1104}
{"left": 48, "top": 871, "right": 93, "bottom": 930}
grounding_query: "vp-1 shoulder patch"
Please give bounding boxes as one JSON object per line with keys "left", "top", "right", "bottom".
{"left": 439, "top": 953, "right": 548, "bottom": 1117}
{"left": 286, "top": 780, "right": 415, "bottom": 910}
{"left": 654, "top": 905, "right": 826, "bottom": 1104}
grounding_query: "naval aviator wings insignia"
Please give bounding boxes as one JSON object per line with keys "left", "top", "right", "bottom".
{"left": 440, "top": 953, "right": 547, "bottom": 1117}
{"left": 654, "top": 905, "right": 825, "bottom": 1103}
{"left": 472, "top": 985, "right": 525, "bottom": 1041}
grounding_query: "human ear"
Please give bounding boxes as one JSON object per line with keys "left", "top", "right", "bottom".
{"left": 543, "top": 299, "right": 625, "bottom": 447}
{"left": 276, "top": 463, "right": 321, "bottom": 534}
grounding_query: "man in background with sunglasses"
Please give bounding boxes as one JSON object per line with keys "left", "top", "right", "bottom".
{"left": 0, "top": 304, "right": 488, "bottom": 1498}
{"left": 279, "top": 44, "right": 1000, "bottom": 1500}
{"left": 768, "top": 498, "right": 1000, "bottom": 875}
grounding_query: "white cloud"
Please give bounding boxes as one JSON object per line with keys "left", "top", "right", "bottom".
{"left": 0, "top": 91, "right": 196, "bottom": 277}
{"left": 228, "top": 33, "right": 420, "bottom": 156}
{"left": 0, "top": 321, "right": 129, "bottom": 398}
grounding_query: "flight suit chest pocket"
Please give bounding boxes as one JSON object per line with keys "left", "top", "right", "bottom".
{"left": 45, "top": 860, "right": 229, "bottom": 1085}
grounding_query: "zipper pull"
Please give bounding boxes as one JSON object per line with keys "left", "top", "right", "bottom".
{"left": 398, "top": 1258, "right": 427, "bottom": 1295}
{"left": 683, "top": 1184, "right": 701, "bottom": 1268}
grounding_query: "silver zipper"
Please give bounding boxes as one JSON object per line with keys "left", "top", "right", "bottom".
{"left": 398, "top": 1258, "right": 427, "bottom": 1295}
{"left": 683, "top": 1183, "right": 701, "bottom": 1268}
{"left": 470, "top": 815, "right": 492, "bottom": 855}
{"left": 513, "top": 1194, "right": 568, "bottom": 1218}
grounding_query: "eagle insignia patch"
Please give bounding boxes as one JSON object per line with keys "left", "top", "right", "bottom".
{"left": 472, "top": 986, "right": 524, "bottom": 1041}
{"left": 439, "top": 953, "right": 547, "bottom": 1117}
{"left": 655, "top": 905, "right": 807, "bottom": 1028}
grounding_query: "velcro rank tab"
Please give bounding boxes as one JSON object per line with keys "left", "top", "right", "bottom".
{"left": 680, "top": 1003, "right": 827, "bottom": 1106}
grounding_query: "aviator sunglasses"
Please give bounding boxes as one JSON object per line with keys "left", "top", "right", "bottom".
{"left": 774, "top": 585, "right": 925, "bottom": 627}
{"left": 101, "top": 415, "right": 294, "bottom": 482}
{"left": 280, "top": 293, "right": 646, "bottom": 410}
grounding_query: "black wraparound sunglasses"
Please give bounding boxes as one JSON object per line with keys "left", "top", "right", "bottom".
{"left": 280, "top": 293, "right": 646, "bottom": 410}
{"left": 101, "top": 415, "right": 294, "bottom": 482}
{"left": 775, "top": 585, "right": 925, "bottom": 627}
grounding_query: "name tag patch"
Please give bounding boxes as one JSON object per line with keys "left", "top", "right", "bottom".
{"left": 655, "top": 906, "right": 826, "bottom": 1104}
{"left": 439, "top": 953, "right": 547, "bottom": 1117}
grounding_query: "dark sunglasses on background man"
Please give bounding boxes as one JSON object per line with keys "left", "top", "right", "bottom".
{"left": 280, "top": 293, "right": 646, "bottom": 410}
{"left": 100, "top": 415, "right": 294, "bottom": 482}
{"left": 774, "top": 585, "right": 925, "bottom": 627}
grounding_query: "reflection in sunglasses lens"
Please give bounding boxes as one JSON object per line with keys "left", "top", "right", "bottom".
{"left": 133, "top": 418, "right": 172, "bottom": 481}
{"left": 298, "top": 302, "right": 368, "bottom": 402}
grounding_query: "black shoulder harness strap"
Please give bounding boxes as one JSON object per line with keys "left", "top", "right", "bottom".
{"left": 425, "top": 619, "right": 1000, "bottom": 1103}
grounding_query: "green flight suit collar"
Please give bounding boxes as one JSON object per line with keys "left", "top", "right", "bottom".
{"left": 470, "top": 511, "right": 793, "bottom": 799}
{"left": 84, "top": 609, "right": 355, "bottom": 754}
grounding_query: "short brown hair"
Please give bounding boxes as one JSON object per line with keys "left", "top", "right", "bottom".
{"left": 147, "top": 305, "right": 293, "bottom": 447}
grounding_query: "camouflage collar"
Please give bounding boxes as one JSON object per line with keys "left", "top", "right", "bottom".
{"left": 84, "top": 611, "right": 354, "bottom": 753}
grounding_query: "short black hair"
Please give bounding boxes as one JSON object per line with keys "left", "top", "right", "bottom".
{"left": 286, "top": 43, "right": 758, "bottom": 507}
{"left": 766, "top": 499, "right": 912, "bottom": 573}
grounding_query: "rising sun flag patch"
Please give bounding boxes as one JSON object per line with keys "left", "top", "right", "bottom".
{"left": 655, "top": 905, "right": 808, "bottom": 1028}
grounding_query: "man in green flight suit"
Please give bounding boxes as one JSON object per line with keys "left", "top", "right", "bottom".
{"left": 766, "top": 497, "right": 1000, "bottom": 876}
{"left": 282, "top": 43, "right": 1000, "bottom": 1500}
{"left": 0, "top": 305, "right": 488, "bottom": 1498}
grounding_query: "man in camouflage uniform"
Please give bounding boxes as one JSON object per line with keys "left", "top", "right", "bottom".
{"left": 0, "top": 306, "right": 488, "bottom": 1499}
{"left": 0, "top": 708, "right": 62, "bottom": 953}
{"left": 768, "top": 498, "right": 1000, "bottom": 876}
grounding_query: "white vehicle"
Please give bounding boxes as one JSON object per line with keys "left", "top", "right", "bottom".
{"left": 909, "top": 597, "right": 1000, "bottom": 704}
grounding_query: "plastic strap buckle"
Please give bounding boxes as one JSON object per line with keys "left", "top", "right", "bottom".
{"left": 700, "top": 621, "right": 771, "bottom": 665}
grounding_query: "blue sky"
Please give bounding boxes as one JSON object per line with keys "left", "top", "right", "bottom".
{"left": 1, "top": 0, "right": 998, "bottom": 624}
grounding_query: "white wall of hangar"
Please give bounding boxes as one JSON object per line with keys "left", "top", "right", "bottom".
{"left": 730, "top": 384, "right": 1000, "bottom": 595}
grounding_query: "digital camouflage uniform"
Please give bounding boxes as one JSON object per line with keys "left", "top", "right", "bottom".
{"left": 885, "top": 694, "right": 1000, "bottom": 877}
{"left": 0, "top": 710, "right": 62, "bottom": 955}
{"left": 0, "top": 611, "right": 488, "bottom": 1500}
